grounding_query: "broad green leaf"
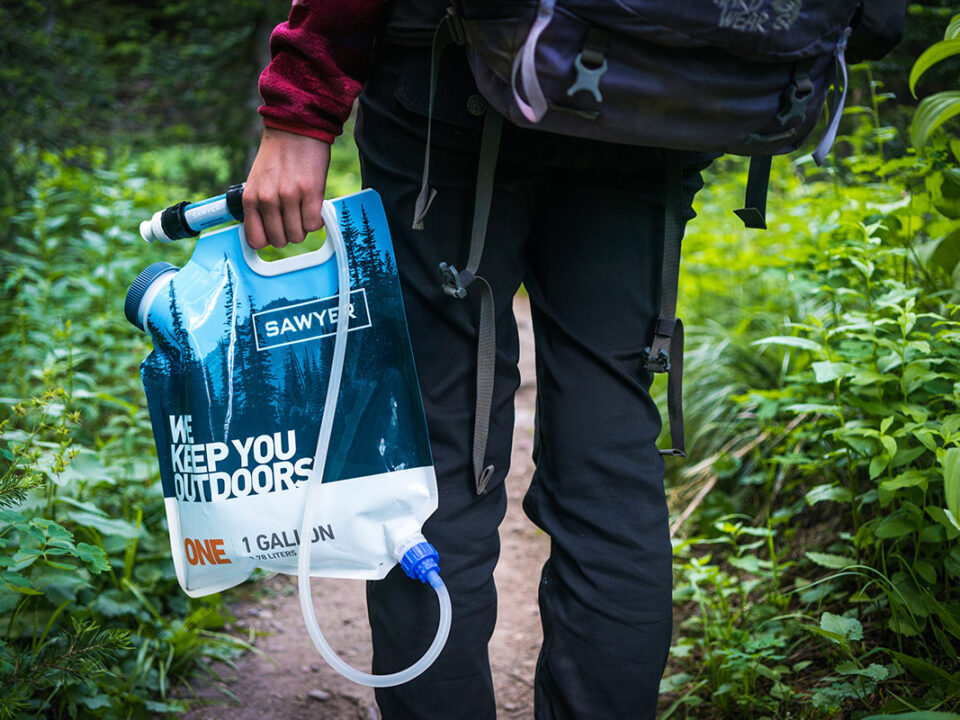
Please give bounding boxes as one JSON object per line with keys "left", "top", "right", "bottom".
{"left": 53, "top": 448, "right": 114, "bottom": 487}
{"left": 820, "top": 612, "right": 863, "bottom": 643}
{"left": 945, "top": 415, "right": 960, "bottom": 437}
{"left": 851, "top": 368, "right": 896, "bottom": 387}
{"left": 890, "top": 446, "right": 927, "bottom": 469}
{"left": 914, "top": 430, "right": 939, "bottom": 452}
{"left": 948, "top": 14, "right": 960, "bottom": 40}
{"left": 880, "top": 470, "right": 928, "bottom": 495}
{"left": 944, "top": 547, "right": 960, "bottom": 578}
{"left": 785, "top": 403, "right": 843, "bottom": 418}
{"left": 875, "top": 512, "right": 919, "bottom": 539}
{"left": 943, "top": 448, "right": 960, "bottom": 521}
{"left": 870, "top": 454, "right": 890, "bottom": 480}
{"left": 927, "top": 506, "right": 960, "bottom": 539}
{"left": 805, "top": 551, "right": 857, "bottom": 569}
{"left": 893, "top": 573, "right": 932, "bottom": 618}
{"left": 753, "top": 335, "right": 823, "bottom": 352}
{"left": 836, "top": 662, "right": 889, "bottom": 681}
{"left": 35, "top": 519, "right": 75, "bottom": 548}
{"left": 889, "top": 614, "right": 925, "bottom": 636}
{"left": 728, "top": 555, "right": 761, "bottom": 573}
{"left": 910, "top": 39, "right": 960, "bottom": 97}
{"left": 911, "top": 91, "right": 960, "bottom": 150}
{"left": 40, "top": 570, "right": 90, "bottom": 606}
{"left": 64, "top": 510, "right": 141, "bottom": 539}
{"left": 916, "top": 560, "right": 938, "bottom": 585}
{"left": 94, "top": 589, "right": 144, "bottom": 618}
{"left": 659, "top": 672, "right": 694, "bottom": 694}
{"left": 1, "top": 570, "right": 42, "bottom": 595}
{"left": 927, "top": 171, "right": 960, "bottom": 220}
{"left": 806, "top": 484, "right": 853, "bottom": 506}
{"left": 813, "top": 361, "right": 855, "bottom": 383}
{"left": 0, "top": 509, "right": 26, "bottom": 526}
{"left": 921, "top": 524, "right": 948, "bottom": 543}
{"left": 917, "top": 229, "right": 960, "bottom": 275}
{"left": 904, "top": 362, "right": 936, "bottom": 393}
{"left": 77, "top": 695, "right": 112, "bottom": 710}
{"left": 76, "top": 542, "right": 110, "bottom": 573}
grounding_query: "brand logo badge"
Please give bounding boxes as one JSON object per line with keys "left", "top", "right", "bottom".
{"left": 252, "top": 289, "right": 371, "bottom": 350}
{"left": 714, "top": 0, "right": 802, "bottom": 33}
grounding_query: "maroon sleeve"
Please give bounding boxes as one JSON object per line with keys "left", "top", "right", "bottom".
{"left": 258, "top": 0, "right": 391, "bottom": 142}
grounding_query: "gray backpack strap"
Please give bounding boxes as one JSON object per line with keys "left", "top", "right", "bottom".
{"left": 415, "top": 12, "right": 503, "bottom": 495}
{"left": 439, "top": 109, "right": 504, "bottom": 495}
{"left": 646, "top": 150, "right": 687, "bottom": 458}
{"left": 412, "top": 11, "right": 465, "bottom": 230}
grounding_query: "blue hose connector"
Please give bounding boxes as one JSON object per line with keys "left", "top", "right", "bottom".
{"left": 400, "top": 542, "right": 443, "bottom": 588}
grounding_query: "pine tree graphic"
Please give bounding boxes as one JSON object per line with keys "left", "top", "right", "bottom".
{"left": 167, "top": 283, "right": 191, "bottom": 363}
{"left": 240, "top": 294, "right": 281, "bottom": 425}
{"left": 339, "top": 204, "right": 361, "bottom": 287}
{"left": 218, "top": 263, "right": 241, "bottom": 436}
{"left": 358, "top": 203, "right": 379, "bottom": 284}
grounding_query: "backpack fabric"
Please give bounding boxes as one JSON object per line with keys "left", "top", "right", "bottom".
{"left": 449, "top": 0, "right": 859, "bottom": 157}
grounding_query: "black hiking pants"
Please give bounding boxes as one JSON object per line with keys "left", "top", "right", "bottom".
{"left": 355, "top": 42, "right": 709, "bottom": 720}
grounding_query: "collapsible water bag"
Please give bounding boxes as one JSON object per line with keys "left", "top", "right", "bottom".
{"left": 126, "top": 189, "right": 449, "bottom": 686}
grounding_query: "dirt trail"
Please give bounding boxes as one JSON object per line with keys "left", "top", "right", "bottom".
{"left": 181, "top": 295, "right": 548, "bottom": 720}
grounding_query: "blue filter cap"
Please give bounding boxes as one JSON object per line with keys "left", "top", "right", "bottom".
{"left": 400, "top": 542, "right": 441, "bottom": 585}
{"left": 125, "top": 262, "right": 179, "bottom": 330}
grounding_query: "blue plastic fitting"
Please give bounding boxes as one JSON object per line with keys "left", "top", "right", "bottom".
{"left": 400, "top": 542, "right": 443, "bottom": 588}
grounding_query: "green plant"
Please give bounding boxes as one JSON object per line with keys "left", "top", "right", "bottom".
{"left": 662, "top": 16, "right": 960, "bottom": 716}
{"left": 909, "top": 14, "right": 960, "bottom": 151}
{"left": 0, "top": 149, "right": 254, "bottom": 718}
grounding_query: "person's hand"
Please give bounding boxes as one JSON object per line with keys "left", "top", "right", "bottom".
{"left": 242, "top": 128, "right": 332, "bottom": 249}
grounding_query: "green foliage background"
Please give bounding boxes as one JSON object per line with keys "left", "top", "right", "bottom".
{"left": 1, "top": 1, "right": 959, "bottom": 718}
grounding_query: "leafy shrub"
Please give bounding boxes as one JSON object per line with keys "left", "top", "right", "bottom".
{"left": 0, "top": 149, "right": 247, "bottom": 718}
{"left": 662, "top": 14, "right": 960, "bottom": 717}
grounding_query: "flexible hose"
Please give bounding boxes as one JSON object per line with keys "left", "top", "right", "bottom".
{"left": 296, "top": 202, "right": 452, "bottom": 687}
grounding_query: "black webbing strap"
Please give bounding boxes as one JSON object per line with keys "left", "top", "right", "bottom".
{"left": 734, "top": 156, "right": 772, "bottom": 230}
{"left": 438, "top": 109, "right": 504, "bottom": 495}
{"left": 646, "top": 150, "right": 687, "bottom": 458}
{"left": 413, "top": 12, "right": 465, "bottom": 230}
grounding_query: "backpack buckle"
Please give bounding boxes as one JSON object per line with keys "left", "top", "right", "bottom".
{"left": 439, "top": 262, "right": 468, "bottom": 299}
{"left": 644, "top": 346, "right": 671, "bottom": 373}
{"left": 777, "top": 71, "right": 814, "bottom": 127}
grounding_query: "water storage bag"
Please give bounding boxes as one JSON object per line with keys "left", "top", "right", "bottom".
{"left": 126, "top": 189, "right": 450, "bottom": 686}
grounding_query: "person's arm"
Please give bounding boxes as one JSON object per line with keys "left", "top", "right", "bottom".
{"left": 244, "top": 0, "right": 390, "bottom": 249}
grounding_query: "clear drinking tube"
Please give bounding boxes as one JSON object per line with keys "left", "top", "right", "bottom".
{"left": 295, "top": 201, "right": 452, "bottom": 687}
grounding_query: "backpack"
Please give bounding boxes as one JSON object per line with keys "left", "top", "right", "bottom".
{"left": 410, "top": 0, "right": 905, "bottom": 492}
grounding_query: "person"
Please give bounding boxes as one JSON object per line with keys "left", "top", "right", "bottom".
{"left": 242, "top": 2, "right": 711, "bottom": 718}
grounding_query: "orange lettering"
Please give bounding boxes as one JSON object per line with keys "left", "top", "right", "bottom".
{"left": 184, "top": 537, "right": 231, "bottom": 565}
{"left": 195, "top": 539, "right": 215, "bottom": 565}
{"left": 184, "top": 537, "right": 198, "bottom": 565}
{"left": 210, "top": 538, "right": 231, "bottom": 564}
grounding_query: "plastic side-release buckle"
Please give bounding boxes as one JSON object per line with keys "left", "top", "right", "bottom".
{"left": 644, "top": 347, "right": 670, "bottom": 373}
{"left": 439, "top": 262, "right": 470, "bottom": 299}
{"left": 644, "top": 318, "right": 675, "bottom": 373}
{"left": 776, "top": 75, "right": 814, "bottom": 127}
